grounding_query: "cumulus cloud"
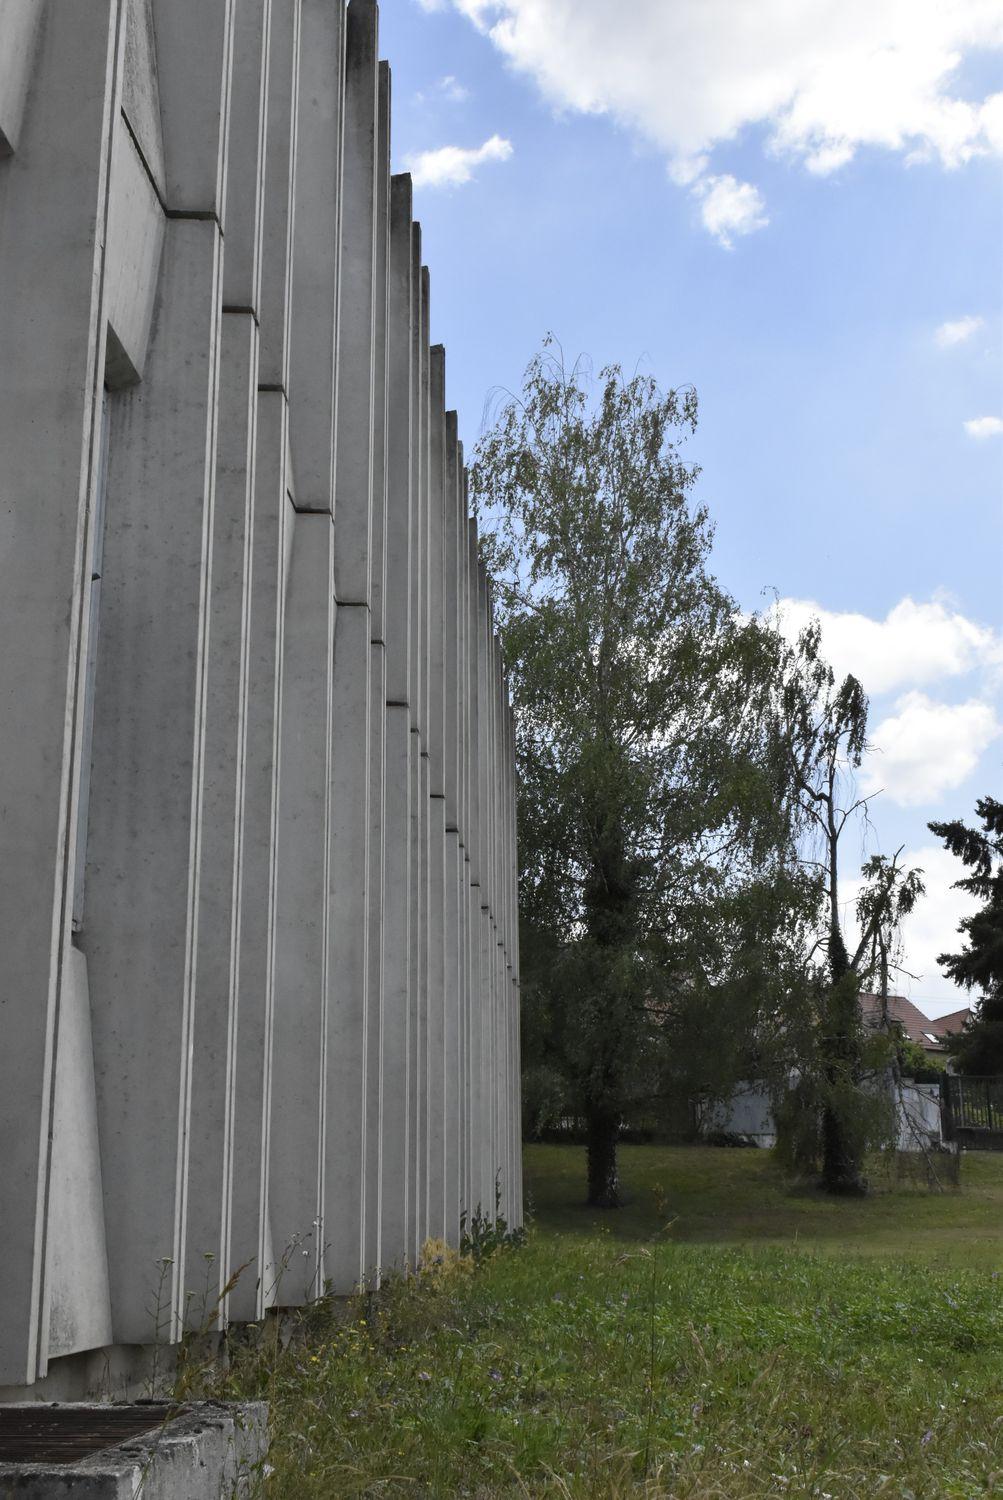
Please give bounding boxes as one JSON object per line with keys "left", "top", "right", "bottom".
{"left": 964, "top": 415, "right": 1003, "bottom": 439}
{"left": 404, "top": 133, "right": 513, "bottom": 188}
{"left": 769, "top": 595, "right": 1003, "bottom": 697}
{"left": 693, "top": 174, "right": 768, "bottom": 248}
{"left": 863, "top": 692, "right": 999, "bottom": 806}
{"left": 435, "top": 0, "right": 1003, "bottom": 241}
{"left": 896, "top": 844, "right": 982, "bottom": 1010}
{"left": 935, "top": 314, "right": 984, "bottom": 347}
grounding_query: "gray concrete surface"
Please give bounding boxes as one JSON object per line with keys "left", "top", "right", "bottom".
{"left": 0, "top": 0, "right": 521, "bottom": 1396}
{"left": 0, "top": 1401, "right": 268, "bottom": 1499}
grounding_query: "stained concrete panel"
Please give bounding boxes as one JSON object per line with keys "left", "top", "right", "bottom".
{"left": 370, "top": 63, "right": 392, "bottom": 645}
{"left": 409, "top": 227, "right": 424, "bottom": 732}
{"left": 104, "top": 126, "right": 166, "bottom": 386}
{"left": 270, "top": 507, "right": 335, "bottom": 1306}
{"left": 326, "top": 603, "right": 372, "bottom": 1293}
{"left": 257, "top": 0, "right": 301, "bottom": 391}
{"left": 184, "top": 311, "right": 259, "bottom": 1324}
{"left": 363, "top": 58, "right": 392, "bottom": 1284}
{"left": 221, "top": 0, "right": 270, "bottom": 309}
{"left": 121, "top": 0, "right": 167, "bottom": 197}
{"left": 426, "top": 794, "right": 447, "bottom": 1241}
{"left": 0, "top": 0, "right": 121, "bottom": 1386}
{"left": 0, "top": 0, "right": 44, "bottom": 156}
{"left": 364, "top": 642, "right": 387, "bottom": 1281}
{"left": 45, "top": 948, "right": 113, "bottom": 1361}
{"left": 150, "top": 0, "right": 235, "bottom": 216}
{"left": 335, "top": 0, "right": 378, "bottom": 599}
{"left": 418, "top": 267, "right": 432, "bottom": 740}
{"left": 406, "top": 737, "right": 425, "bottom": 1264}
{"left": 384, "top": 175, "right": 413, "bottom": 703}
{"left": 84, "top": 217, "right": 224, "bottom": 1346}
{"left": 417, "top": 750, "right": 432, "bottom": 1252}
{"left": 288, "top": 0, "right": 344, "bottom": 512}
{"left": 427, "top": 346, "right": 446, "bottom": 795}
{"left": 229, "top": 398, "right": 292, "bottom": 1324}
{"left": 442, "top": 829, "right": 463, "bottom": 1243}
{"left": 380, "top": 705, "right": 412, "bottom": 1269}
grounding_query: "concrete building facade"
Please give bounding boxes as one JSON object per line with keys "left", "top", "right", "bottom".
{"left": 0, "top": 0, "right": 521, "bottom": 1395}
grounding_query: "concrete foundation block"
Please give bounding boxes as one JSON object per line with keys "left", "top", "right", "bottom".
{"left": 0, "top": 1401, "right": 268, "bottom": 1499}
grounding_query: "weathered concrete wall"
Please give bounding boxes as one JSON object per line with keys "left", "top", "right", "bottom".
{"left": 0, "top": 0, "right": 521, "bottom": 1394}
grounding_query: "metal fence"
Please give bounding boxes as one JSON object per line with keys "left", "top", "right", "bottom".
{"left": 942, "top": 1075, "right": 1003, "bottom": 1145}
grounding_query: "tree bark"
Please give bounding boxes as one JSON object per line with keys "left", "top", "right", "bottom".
{"left": 586, "top": 1106, "right": 621, "bottom": 1208}
{"left": 820, "top": 929, "right": 867, "bottom": 1195}
{"left": 820, "top": 1103, "right": 866, "bottom": 1195}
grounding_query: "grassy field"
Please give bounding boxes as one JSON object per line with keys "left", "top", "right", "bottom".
{"left": 527, "top": 1143, "right": 1003, "bottom": 1269}
{"left": 196, "top": 1146, "right": 1003, "bottom": 1498}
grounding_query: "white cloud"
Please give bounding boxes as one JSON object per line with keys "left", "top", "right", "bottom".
{"left": 416, "top": 74, "right": 472, "bottom": 105}
{"left": 769, "top": 595, "right": 1003, "bottom": 696}
{"left": 842, "top": 844, "right": 980, "bottom": 1009}
{"left": 693, "top": 174, "right": 768, "bottom": 248}
{"left": 863, "top": 691, "right": 1000, "bottom": 806}
{"left": 935, "top": 314, "right": 984, "bottom": 347}
{"left": 897, "top": 845, "right": 981, "bottom": 1011}
{"left": 438, "top": 0, "right": 1003, "bottom": 241}
{"left": 964, "top": 415, "right": 1003, "bottom": 439}
{"left": 404, "top": 133, "right": 513, "bottom": 188}
{"left": 438, "top": 74, "right": 471, "bottom": 103}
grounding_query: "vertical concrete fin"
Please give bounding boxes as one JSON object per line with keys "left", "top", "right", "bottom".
{"left": 0, "top": 0, "right": 44, "bottom": 157}
{"left": 288, "top": 0, "right": 344, "bottom": 512}
{"left": 257, "top": 0, "right": 302, "bottom": 390}
{"left": 270, "top": 507, "right": 334, "bottom": 1306}
{"left": 334, "top": 0, "right": 379, "bottom": 599}
{"left": 0, "top": 0, "right": 123, "bottom": 1385}
{"left": 221, "top": 0, "right": 270, "bottom": 309}
{"left": 363, "top": 51, "right": 392, "bottom": 1284}
{"left": 150, "top": 0, "right": 235, "bottom": 216}
{"left": 86, "top": 216, "right": 225, "bottom": 1346}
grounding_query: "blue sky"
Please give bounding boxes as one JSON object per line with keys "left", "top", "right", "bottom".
{"left": 379, "top": 0, "right": 1003, "bottom": 1015}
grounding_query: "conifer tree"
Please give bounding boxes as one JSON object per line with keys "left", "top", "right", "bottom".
{"left": 929, "top": 797, "right": 1003, "bottom": 1074}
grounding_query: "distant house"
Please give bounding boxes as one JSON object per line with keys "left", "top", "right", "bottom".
{"left": 859, "top": 993, "right": 970, "bottom": 1056}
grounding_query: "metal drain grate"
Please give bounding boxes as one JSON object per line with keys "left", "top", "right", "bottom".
{"left": 0, "top": 1404, "right": 178, "bottom": 1464}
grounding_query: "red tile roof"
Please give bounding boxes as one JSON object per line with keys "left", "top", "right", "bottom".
{"left": 859, "top": 992, "right": 936, "bottom": 1045}
{"left": 859, "top": 993, "right": 970, "bottom": 1050}
{"left": 930, "top": 1006, "right": 971, "bottom": 1037}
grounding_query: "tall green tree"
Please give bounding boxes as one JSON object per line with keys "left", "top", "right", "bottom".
{"left": 929, "top": 797, "right": 1003, "bottom": 1074}
{"left": 472, "top": 342, "right": 797, "bottom": 1206}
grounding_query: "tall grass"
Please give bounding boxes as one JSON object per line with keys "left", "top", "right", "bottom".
{"left": 180, "top": 1147, "right": 1003, "bottom": 1497}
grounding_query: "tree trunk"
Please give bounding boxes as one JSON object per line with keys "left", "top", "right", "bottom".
{"left": 820, "top": 1103, "right": 866, "bottom": 1195}
{"left": 820, "top": 929, "right": 867, "bottom": 1196}
{"left": 586, "top": 1106, "right": 621, "bottom": 1207}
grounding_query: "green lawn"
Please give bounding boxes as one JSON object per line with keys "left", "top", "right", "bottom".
{"left": 527, "top": 1143, "right": 1003, "bottom": 1269}
{"left": 198, "top": 1146, "right": 1003, "bottom": 1498}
